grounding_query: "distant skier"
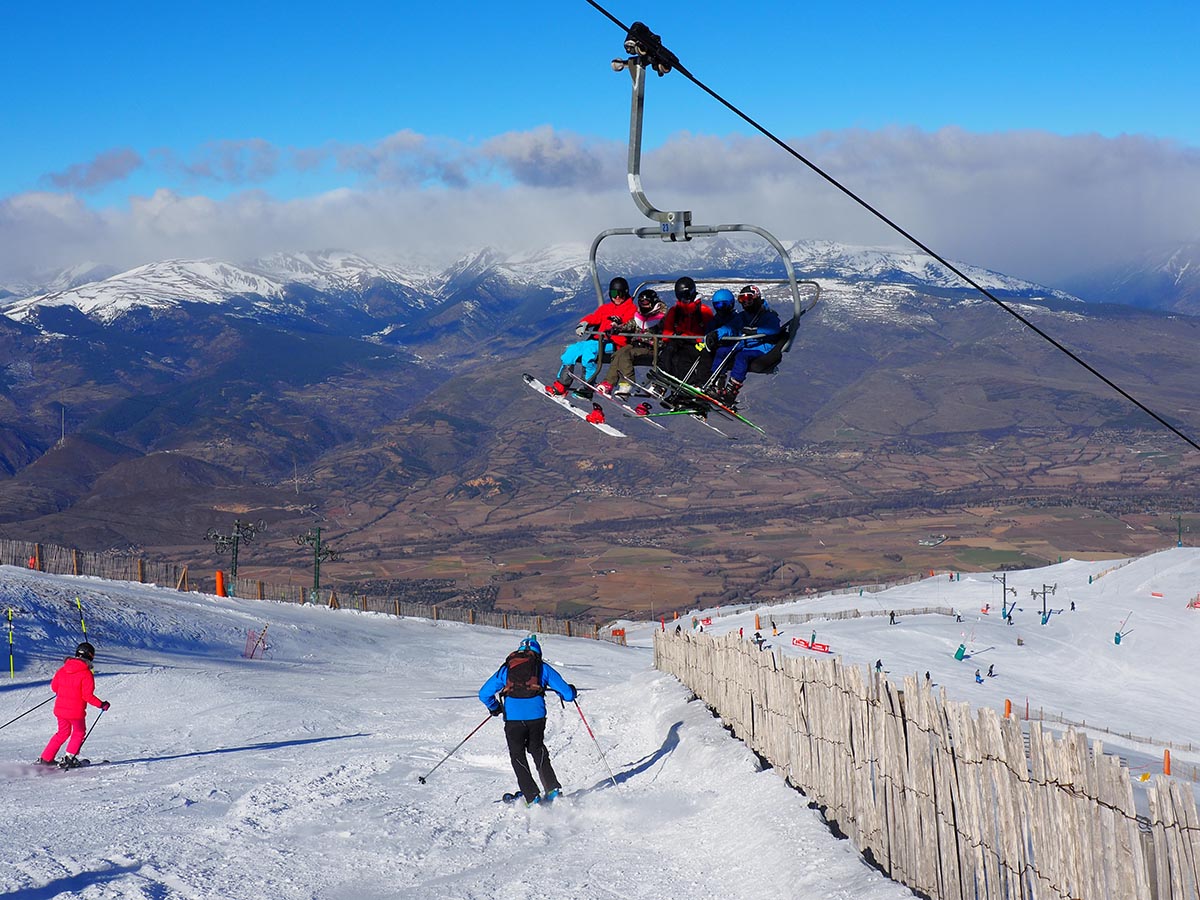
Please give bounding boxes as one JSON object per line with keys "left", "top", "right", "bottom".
{"left": 875, "top": 659, "right": 883, "bottom": 674}
{"left": 889, "top": 610, "right": 896, "bottom": 625}
{"left": 752, "top": 632, "right": 767, "bottom": 650}
{"left": 38, "top": 642, "right": 110, "bottom": 768}
{"left": 975, "top": 668, "right": 984, "bottom": 684}
{"left": 478, "top": 635, "right": 576, "bottom": 806}
{"left": 987, "top": 664, "right": 995, "bottom": 678}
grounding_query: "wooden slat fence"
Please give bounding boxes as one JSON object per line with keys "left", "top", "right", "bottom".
{"left": 767, "top": 605, "right": 957, "bottom": 627}
{"left": 0, "top": 537, "right": 625, "bottom": 646}
{"left": 0, "top": 537, "right": 187, "bottom": 587}
{"left": 655, "top": 630, "right": 1199, "bottom": 899}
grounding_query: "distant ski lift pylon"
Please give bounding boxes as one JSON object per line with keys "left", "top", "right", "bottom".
{"left": 589, "top": 22, "right": 819, "bottom": 355}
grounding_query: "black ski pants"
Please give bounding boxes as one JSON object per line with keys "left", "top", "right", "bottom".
{"left": 504, "top": 717, "right": 561, "bottom": 800}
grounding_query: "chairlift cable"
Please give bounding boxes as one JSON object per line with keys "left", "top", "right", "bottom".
{"left": 581, "top": 1, "right": 1200, "bottom": 454}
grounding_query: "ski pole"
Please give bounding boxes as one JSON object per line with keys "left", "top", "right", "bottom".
{"left": 574, "top": 700, "right": 618, "bottom": 789}
{"left": 78, "top": 706, "right": 106, "bottom": 752}
{"left": 0, "top": 695, "right": 53, "bottom": 732}
{"left": 417, "top": 713, "right": 493, "bottom": 784}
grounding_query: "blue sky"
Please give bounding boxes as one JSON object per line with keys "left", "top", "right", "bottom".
{"left": 1, "top": 0, "right": 1197, "bottom": 282}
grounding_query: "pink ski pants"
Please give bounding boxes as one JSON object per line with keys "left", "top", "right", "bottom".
{"left": 42, "top": 715, "right": 86, "bottom": 760}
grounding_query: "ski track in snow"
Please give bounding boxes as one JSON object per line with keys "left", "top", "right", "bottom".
{"left": 23, "top": 548, "right": 1200, "bottom": 897}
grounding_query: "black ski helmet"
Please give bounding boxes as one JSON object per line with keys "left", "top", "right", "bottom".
{"left": 75, "top": 641, "right": 95, "bottom": 661}
{"left": 674, "top": 276, "right": 697, "bottom": 301}
{"left": 637, "top": 288, "right": 659, "bottom": 308}
{"left": 609, "top": 276, "right": 630, "bottom": 299}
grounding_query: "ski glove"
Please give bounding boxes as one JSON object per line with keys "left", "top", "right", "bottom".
{"left": 568, "top": 684, "right": 577, "bottom": 696}
{"left": 100, "top": 701, "right": 111, "bottom": 711}
{"left": 702, "top": 331, "right": 720, "bottom": 351}
{"left": 575, "top": 322, "right": 588, "bottom": 336}
{"left": 488, "top": 703, "right": 503, "bottom": 717}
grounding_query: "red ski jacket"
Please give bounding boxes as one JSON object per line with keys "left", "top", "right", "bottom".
{"left": 50, "top": 657, "right": 103, "bottom": 718}
{"left": 662, "top": 302, "right": 714, "bottom": 337}
{"left": 580, "top": 298, "right": 636, "bottom": 348}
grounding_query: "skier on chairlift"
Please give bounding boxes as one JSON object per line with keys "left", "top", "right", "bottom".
{"left": 694, "top": 288, "right": 736, "bottom": 382}
{"left": 597, "top": 288, "right": 667, "bottom": 399}
{"left": 705, "top": 284, "right": 783, "bottom": 406}
{"left": 546, "top": 277, "right": 636, "bottom": 397}
{"left": 659, "top": 276, "right": 714, "bottom": 386}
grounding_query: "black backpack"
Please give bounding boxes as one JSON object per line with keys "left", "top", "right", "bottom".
{"left": 502, "top": 650, "right": 544, "bottom": 699}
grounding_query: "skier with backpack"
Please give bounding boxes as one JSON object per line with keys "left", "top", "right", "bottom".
{"left": 478, "top": 635, "right": 577, "bottom": 806}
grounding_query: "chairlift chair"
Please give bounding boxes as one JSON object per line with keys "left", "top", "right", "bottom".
{"left": 585, "top": 23, "right": 819, "bottom": 423}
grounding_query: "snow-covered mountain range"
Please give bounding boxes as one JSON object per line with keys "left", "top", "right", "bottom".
{"left": 0, "top": 241, "right": 1080, "bottom": 330}
{"left": 1060, "top": 240, "right": 1200, "bottom": 314}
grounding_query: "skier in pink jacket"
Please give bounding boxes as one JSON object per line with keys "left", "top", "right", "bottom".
{"left": 38, "top": 642, "right": 109, "bottom": 768}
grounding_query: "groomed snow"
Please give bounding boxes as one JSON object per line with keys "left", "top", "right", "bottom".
{"left": 3, "top": 547, "right": 1197, "bottom": 898}
{"left": 0, "top": 566, "right": 912, "bottom": 900}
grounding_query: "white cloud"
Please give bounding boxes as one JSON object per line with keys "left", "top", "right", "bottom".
{"left": 3, "top": 127, "right": 1198, "bottom": 286}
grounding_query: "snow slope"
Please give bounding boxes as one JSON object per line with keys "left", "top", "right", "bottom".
{"left": 3, "top": 548, "right": 1196, "bottom": 898}
{"left": 0, "top": 567, "right": 911, "bottom": 900}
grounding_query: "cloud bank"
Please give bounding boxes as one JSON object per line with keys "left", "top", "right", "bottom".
{"left": 3, "top": 126, "right": 1198, "bottom": 287}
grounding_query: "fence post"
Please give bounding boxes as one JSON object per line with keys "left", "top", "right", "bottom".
{"left": 1165, "top": 749, "right": 1172, "bottom": 776}
{"left": 137, "top": 558, "right": 145, "bottom": 583}
{"left": 469, "top": 609, "right": 476, "bottom": 625}
{"left": 503, "top": 614, "right": 508, "bottom": 630}
{"left": 33, "top": 544, "right": 43, "bottom": 571}
{"left": 433, "top": 606, "right": 439, "bottom": 622}
{"left": 72, "top": 549, "right": 80, "bottom": 576}
{"left": 536, "top": 616, "right": 542, "bottom": 632}
{"left": 566, "top": 620, "right": 572, "bottom": 637}
{"left": 176, "top": 566, "right": 189, "bottom": 592}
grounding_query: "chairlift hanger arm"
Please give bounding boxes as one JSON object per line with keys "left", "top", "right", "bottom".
{"left": 611, "top": 26, "right": 691, "bottom": 239}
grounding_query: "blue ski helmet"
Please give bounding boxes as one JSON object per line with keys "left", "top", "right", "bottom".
{"left": 711, "top": 288, "right": 735, "bottom": 311}
{"left": 518, "top": 635, "right": 542, "bottom": 655}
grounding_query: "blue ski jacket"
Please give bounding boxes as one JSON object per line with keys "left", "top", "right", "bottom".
{"left": 479, "top": 657, "right": 577, "bottom": 721}
{"left": 715, "top": 302, "right": 783, "bottom": 351}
